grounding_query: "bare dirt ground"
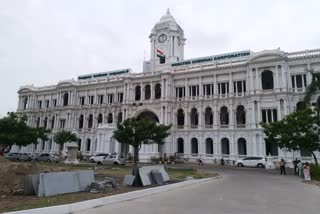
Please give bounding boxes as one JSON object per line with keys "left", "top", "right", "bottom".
{"left": 0, "top": 159, "right": 215, "bottom": 212}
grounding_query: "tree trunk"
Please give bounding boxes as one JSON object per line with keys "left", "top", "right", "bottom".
{"left": 311, "top": 151, "right": 318, "bottom": 166}
{"left": 133, "top": 146, "right": 139, "bottom": 164}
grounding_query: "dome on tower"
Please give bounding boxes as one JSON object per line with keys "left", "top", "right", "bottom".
{"left": 150, "top": 9, "right": 183, "bottom": 35}
{"left": 158, "top": 9, "right": 177, "bottom": 25}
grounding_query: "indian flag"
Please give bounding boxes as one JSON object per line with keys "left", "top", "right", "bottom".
{"left": 156, "top": 49, "right": 165, "bottom": 59}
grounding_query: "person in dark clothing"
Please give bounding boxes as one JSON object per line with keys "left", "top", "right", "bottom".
{"left": 280, "top": 159, "right": 286, "bottom": 175}
{"left": 198, "top": 155, "right": 204, "bottom": 165}
{"left": 292, "top": 158, "right": 300, "bottom": 176}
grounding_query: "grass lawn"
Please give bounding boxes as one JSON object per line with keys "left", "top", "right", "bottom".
{"left": 0, "top": 162, "right": 217, "bottom": 212}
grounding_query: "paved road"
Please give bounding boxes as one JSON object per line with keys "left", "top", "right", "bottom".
{"left": 78, "top": 167, "right": 320, "bottom": 214}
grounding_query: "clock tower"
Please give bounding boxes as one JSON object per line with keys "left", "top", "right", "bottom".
{"left": 149, "top": 9, "right": 186, "bottom": 66}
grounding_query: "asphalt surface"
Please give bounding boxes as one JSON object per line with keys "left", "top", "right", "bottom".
{"left": 77, "top": 166, "right": 320, "bottom": 214}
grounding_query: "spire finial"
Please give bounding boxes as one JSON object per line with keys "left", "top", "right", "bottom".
{"left": 166, "top": 8, "right": 170, "bottom": 15}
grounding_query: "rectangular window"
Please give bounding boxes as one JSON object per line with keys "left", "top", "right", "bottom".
{"left": 59, "top": 119, "right": 66, "bottom": 129}
{"left": 176, "top": 87, "right": 185, "bottom": 98}
{"left": 107, "top": 94, "right": 114, "bottom": 104}
{"left": 203, "top": 84, "right": 214, "bottom": 96}
{"left": 38, "top": 101, "right": 42, "bottom": 109}
{"left": 53, "top": 99, "right": 57, "bottom": 107}
{"left": 118, "top": 93, "right": 123, "bottom": 103}
{"left": 45, "top": 100, "right": 49, "bottom": 108}
{"left": 89, "top": 96, "right": 94, "bottom": 104}
{"left": 233, "top": 80, "right": 246, "bottom": 96}
{"left": 218, "top": 82, "right": 229, "bottom": 96}
{"left": 262, "top": 109, "right": 277, "bottom": 123}
{"left": 98, "top": 95, "right": 104, "bottom": 104}
{"left": 189, "top": 85, "right": 199, "bottom": 97}
{"left": 292, "top": 74, "right": 306, "bottom": 91}
{"left": 79, "top": 96, "right": 85, "bottom": 106}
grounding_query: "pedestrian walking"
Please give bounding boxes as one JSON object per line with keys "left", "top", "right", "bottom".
{"left": 297, "top": 160, "right": 302, "bottom": 176}
{"left": 293, "top": 158, "right": 300, "bottom": 176}
{"left": 198, "top": 155, "right": 204, "bottom": 165}
{"left": 280, "top": 159, "right": 286, "bottom": 175}
{"left": 303, "top": 162, "right": 311, "bottom": 181}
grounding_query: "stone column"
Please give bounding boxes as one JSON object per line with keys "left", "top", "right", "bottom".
{"left": 275, "top": 65, "right": 279, "bottom": 91}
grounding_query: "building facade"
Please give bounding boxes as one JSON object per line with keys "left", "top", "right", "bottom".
{"left": 15, "top": 10, "right": 320, "bottom": 163}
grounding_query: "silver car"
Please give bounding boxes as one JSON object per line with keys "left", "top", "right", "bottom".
{"left": 96, "top": 154, "right": 126, "bottom": 165}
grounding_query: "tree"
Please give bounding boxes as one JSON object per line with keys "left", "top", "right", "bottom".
{"left": 53, "top": 130, "right": 78, "bottom": 151}
{"left": 262, "top": 108, "right": 320, "bottom": 165}
{"left": 303, "top": 68, "right": 320, "bottom": 110}
{"left": 0, "top": 112, "right": 50, "bottom": 153}
{"left": 113, "top": 118, "right": 171, "bottom": 164}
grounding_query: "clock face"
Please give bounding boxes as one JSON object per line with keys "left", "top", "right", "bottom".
{"left": 158, "top": 34, "right": 167, "bottom": 43}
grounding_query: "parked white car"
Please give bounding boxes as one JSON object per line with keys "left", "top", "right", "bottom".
{"left": 96, "top": 154, "right": 126, "bottom": 166}
{"left": 89, "top": 153, "right": 110, "bottom": 163}
{"left": 236, "top": 157, "right": 267, "bottom": 168}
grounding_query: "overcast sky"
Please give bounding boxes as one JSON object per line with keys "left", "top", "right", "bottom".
{"left": 1, "top": 0, "right": 320, "bottom": 116}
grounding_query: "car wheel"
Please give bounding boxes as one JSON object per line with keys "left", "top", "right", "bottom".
{"left": 97, "top": 161, "right": 102, "bottom": 165}
{"left": 113, "top": 162, "right": 119, "bottom": 166}
{"left": 257, "top": 163, "right": 264, "bottom": 168}
{"left": 237, "top": 163, "right": 244, "bottom": 167}
{"left": 90, "top": 159, "right": 95, "bottom": 163}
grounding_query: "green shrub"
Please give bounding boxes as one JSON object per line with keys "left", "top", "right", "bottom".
{"left": 169, "top": 155, "right": 176, "bottom": 162}
{"left": 150, "top": 156, "right": 159, "bottom": 163}
{"left": 310, "top": 164, "right": 320, "bottom": 181}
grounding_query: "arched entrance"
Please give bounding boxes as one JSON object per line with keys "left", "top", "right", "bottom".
{"left": 136, "top": 110, "right": 160, "bottom": 123}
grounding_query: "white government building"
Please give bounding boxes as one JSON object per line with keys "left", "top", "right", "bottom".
{"left": 14, "top": 10, "right": 320, "bottom": 163}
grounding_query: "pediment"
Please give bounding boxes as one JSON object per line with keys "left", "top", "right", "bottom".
{"left": 249, "top": 49, "right": 286, "bottom": 62}
{"left": 57, "top": 79, "right": 77, "bottom": 88}
{"left": 18, "top": 85, "right": 35, "bottom": 93}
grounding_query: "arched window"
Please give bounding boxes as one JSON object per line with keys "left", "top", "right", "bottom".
{"left": 86, "top": 138, "right": 91, "bottom": 151}
{"left": 205, "top": 107, "right": 213, "bottom": 127}
{"left": 88, "top": 114, "right": 93, "bottom": 128}
{"left": 177, "top": 109, "right": 184, "bottom": 127}
{"left": 236, "top": 105, "right": 246, "bottom": 127}
{"left": 205, "top": 138, "right": 213, "bottom": 154}
{"left": 97, "top": 113, "right": 103, "bottom": 124}
{"left": 190, "top": 108, "right": 198, "bottom": 127}
{"left": 79, "top": 115, "right": 84, "bottom": 129}
{"left": 77, "top": 139, "right": 82, "bottom": 151}
{"left": 118, "top": 112, "right": 123, "bottom": 123}
{"left": 221, "top": 138, "right": 230, "bottom": 155}
{"left": 220, "top": 106, "right": 229, "bottom": 126}
{"left": 145, "top": 84, "right": 151, "bottom": 100}
{"left": 238, "top": 138, "right": 247, "bottom": 155}
{"left": 155, "top": 83, "right": 161, "bottom": 99}
{"left": 135, "top": 85, "right": 141, "bottom": 101}
{"left": 177, "top": 138, "right": 184, "bottom": 153}
{"left": 63, "top": 93, "right": 69, "bottom": 106}
{"left": 261, "top": 70, "right": 274, "bottom": 90}
{"left": 191, "top": 138, "right": 198, "bottom": 154}
{"left": 107, "top": 113, "right": 113, "bottom": 124}
{"left": 296, "top": 101, "right": 305, "bottom": 111}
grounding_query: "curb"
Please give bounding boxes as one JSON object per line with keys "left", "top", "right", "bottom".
{"left": 6, "top": 176, "right": 222, "bottom": 214}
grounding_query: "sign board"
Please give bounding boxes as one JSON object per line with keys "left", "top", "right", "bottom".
{"left": 171, "top": 50, "right": 252, "bottom": 67}
{"left": 78, "top": 69, "right": 130, "bottom": 80}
